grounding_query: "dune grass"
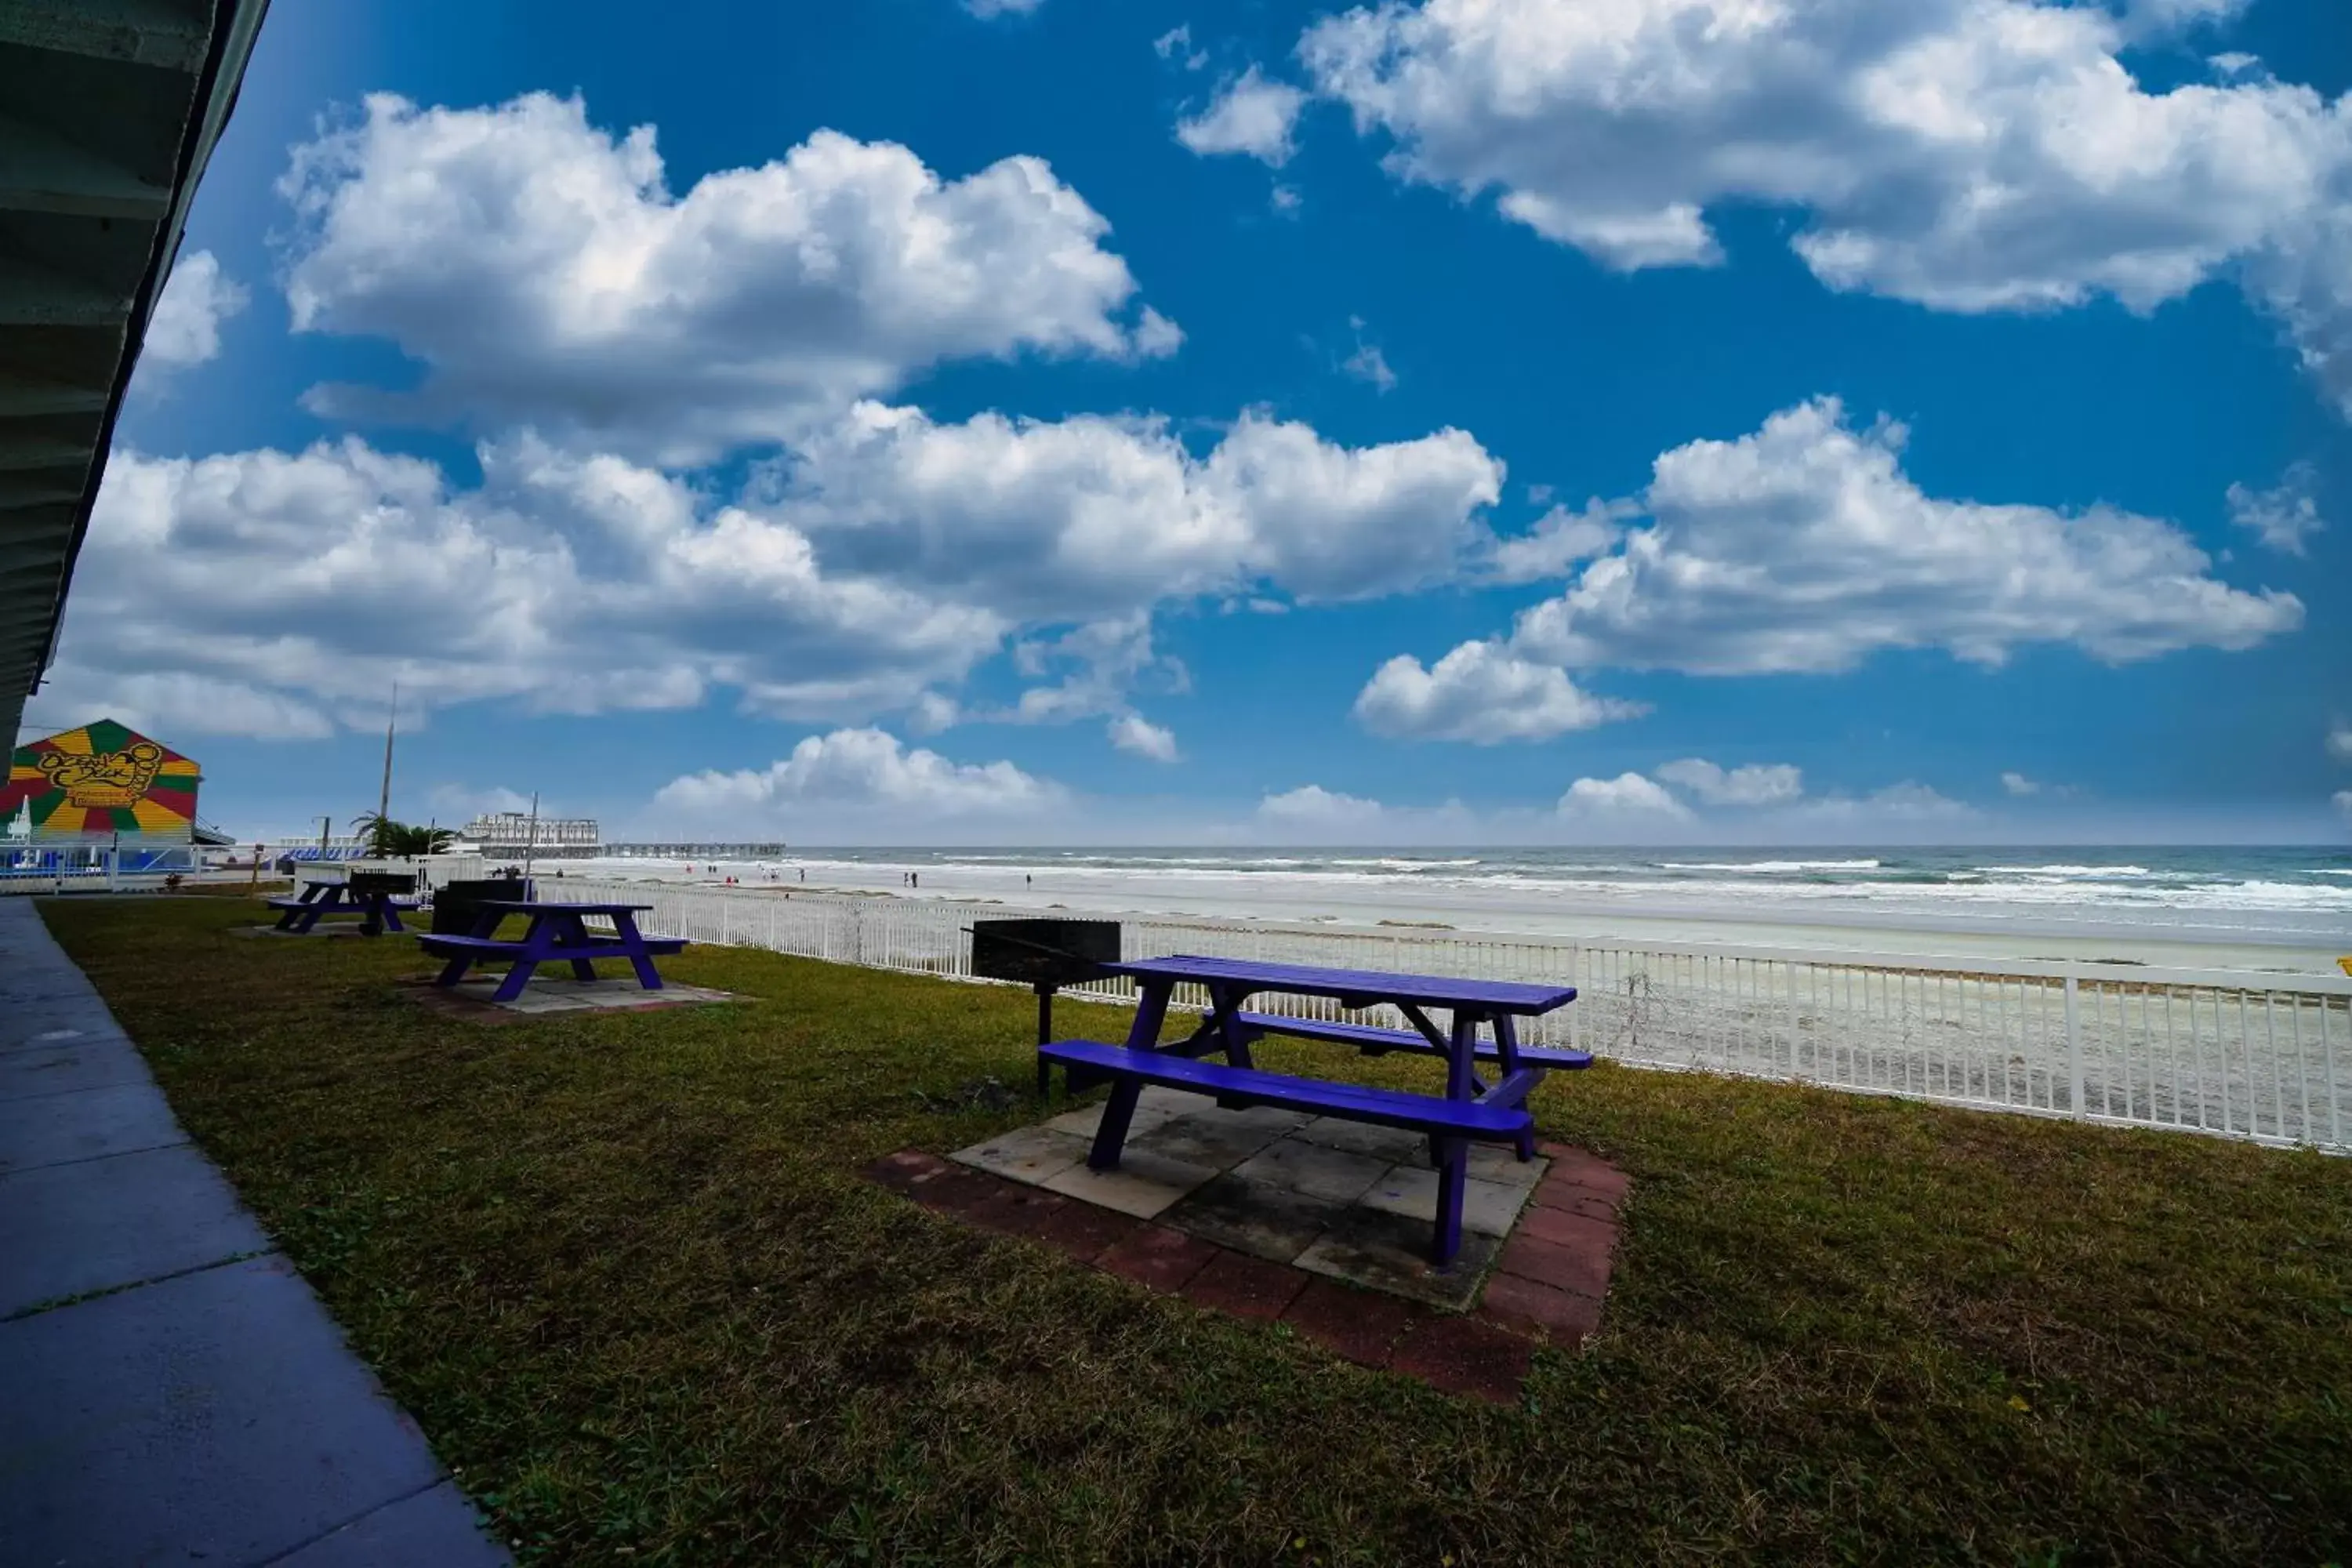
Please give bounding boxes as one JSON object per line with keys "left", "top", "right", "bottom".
{"left": 37, "top": 895, "right": 2352, "bottom": 1566}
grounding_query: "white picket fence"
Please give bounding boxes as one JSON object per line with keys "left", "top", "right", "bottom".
{"left": 558, "top": 878, "right": 2352, "bottom": 1153}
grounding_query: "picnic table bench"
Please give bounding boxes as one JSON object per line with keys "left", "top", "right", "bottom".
{"left": 1039, "top": 954, "right": 1580, "bottom": 1266}
{"left": 267, "top": 880, "right": 420, "bottom": 936}
{"left": 417, "top": 901, "right": 686, "bottom": 1004}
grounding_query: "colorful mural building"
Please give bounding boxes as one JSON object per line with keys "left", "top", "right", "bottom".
{"left": 2, "top": 719, "right": 208, "bottom": 845}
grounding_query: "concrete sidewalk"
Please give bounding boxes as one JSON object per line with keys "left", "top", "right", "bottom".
{"left": 0, "top": 898, "right": 511, "bottom": 1566}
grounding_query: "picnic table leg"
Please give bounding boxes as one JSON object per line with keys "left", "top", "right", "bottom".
{"left": 492, "top": 913, "right": 551, "bottom": 1004}
{"left": 379, "top": 897, "right": 406, "bottom": 935}
{"left": 290, "top": 888, "right": 332, "bottom": 935}
{"left": 1124, "top": 981, "right": 1171, "bottom": 1050}
{"left": 436, "top": 906, "right": 494, "bottom": 989}
{"left": 1034, "top": 985, "right": 1055, "bottom": 1097}
{"left": 1211, "top": 985, "right": 1255, "bottom": 1070}
{"left": 612, "top": 912, "right": 664, "bottom": 990}
{"left": 1087, "top": 1077, "right": 1144, "bottom": 1171}
{"left": 1056, "top": 979, "right": 1170, "bottom": 1098}
{"left": 1428, "top": 1011, "right": 1478, "bottom": 1264}
{"left": 358, "top": 891, "right": 385, "bottom": 938}
{"left": 557, "top": 913, "right": 600, "bottom": 982}
{"left": 1431, "top": 1138, "right": 1468, "bottom": 1266}
{"left": 1494, "top": 1015, "right": 1538, "bottom": 1161}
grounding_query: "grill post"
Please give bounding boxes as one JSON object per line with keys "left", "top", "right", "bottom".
{"left": 964, "top": 918, "right": 1120, "bottom": 1099}
{"left": 1036, "top": 984, "right": 1055, "bottom": 1095}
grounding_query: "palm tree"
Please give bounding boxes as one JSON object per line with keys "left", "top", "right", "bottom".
{"left": 350, "top": 813, "right": 457, "bottom": 858}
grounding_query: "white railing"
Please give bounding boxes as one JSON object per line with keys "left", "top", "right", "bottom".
{"left": 559, "top": 878, "right": 2352, "bottom": 1153}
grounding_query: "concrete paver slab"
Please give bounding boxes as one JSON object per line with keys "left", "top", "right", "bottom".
{"left": 0, "top": 1142, "right": 270, "bottom": 1317}
{"left": 1161, "top": 1172, "right": 1341, "bottom": 1265}
{"left": 0, "top": 1255, "right": 450, "bottom": 1567}
{"left": 1042, "top": 1097, "right": 1183, "bottom": 1139}
{"left": 1231, "top": 1136, "right": 1391, "bottom": 1205}
{"left": 1465, "top": 1143, "right": 1547, "bottom": 1189}
{"left": 1288, "top": 1117, "right": 1429, "bottom": 1165}
{"left": 1135, "top": 1085, "right": 1215, "bottom": 1120}
{"left": 1038, "top": 1146, "right": 1218, "bottom": 1218}
{"left": 1294, "top": 1207, "right": 1500, "bottom": 1312}
{"left": 0, "top": 1082, "right": 187, "bottom": 1175}
{"left": 1, "top": 1018, "right": 131, "bottom": 1055}
{"left": 273, "top": 1479, "right": 511, "bottom": 1566}
{"left": 1356, "top": 1164, "right": 1537, "bottom": 1238}
{"left": 1131, "top": 1111, "right": 1292, "bottom": 1169}
{"left": 951, "top": 1125, "right": 1091, "bottom": 1184}
{"left": 0, "top": 898, "right": 514, "bottom": 1563}
{"left": 0, "top": 1032, "right": 153, "bottom": 1103}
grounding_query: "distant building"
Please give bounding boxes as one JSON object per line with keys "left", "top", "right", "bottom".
{"left": 459, "top": 811, "right": 601, "bottom": 858}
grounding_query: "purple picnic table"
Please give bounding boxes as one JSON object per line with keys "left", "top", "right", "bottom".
{"left": 418, "top": 900, "right": 687, "bottom": 1004}
{"left": 265, "top": 881, "right": 419, "bottom": 936}
{"left": 1042, "top": 954, "right": 1581, "bottom": 1267}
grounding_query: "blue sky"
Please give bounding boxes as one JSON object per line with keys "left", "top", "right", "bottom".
{"left": 23, "top": 0, "right": 2352, "bottom": 845}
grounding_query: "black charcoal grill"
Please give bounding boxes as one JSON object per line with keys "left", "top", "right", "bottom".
{"left": 968, "top": 918, "right": 1120, "bottom": 1094}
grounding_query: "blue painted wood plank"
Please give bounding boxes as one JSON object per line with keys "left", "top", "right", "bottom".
{"left": 1109, "top": 954, "right": 1575, "bottom": 1013}
{"left": 1231, "top": 1011, "right": 1594, "bottom": 1069}
{"left": 419, "top": 935, "right": 684, "bottom": 957}
{"left": 1036, "top": 1040, "right": 1532, "bottom": 1138}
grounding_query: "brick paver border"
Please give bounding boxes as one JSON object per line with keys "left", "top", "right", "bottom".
{"left": 863, "top": 1138, "right": 1627, "bottom": 1404}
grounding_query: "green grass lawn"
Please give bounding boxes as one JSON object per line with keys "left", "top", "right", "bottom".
{"left": 38, "top": 896, "right": 2352, "bottom": 1566}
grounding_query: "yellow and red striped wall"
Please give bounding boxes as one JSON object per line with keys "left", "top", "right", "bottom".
{"left": 2, "top": 720, "right": 202, "bottom": 841}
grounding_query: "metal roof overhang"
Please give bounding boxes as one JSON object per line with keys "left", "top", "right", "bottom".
{"left": 0, "top": 0, "right": 271, "bottom": 747}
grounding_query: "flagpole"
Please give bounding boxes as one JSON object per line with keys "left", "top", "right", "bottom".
{"left": 376, "top": 681, "right": 398, "bottom": 837}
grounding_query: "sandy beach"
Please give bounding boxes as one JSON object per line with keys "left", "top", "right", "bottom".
{"left": 550, "top": 849, "right": 2352, "bottom": 976}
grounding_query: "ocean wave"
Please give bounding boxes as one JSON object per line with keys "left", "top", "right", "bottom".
{"left": 1976, "top": 864, "right": 2151, "bottom": 877}
{"left": 1657, "top": 859, "right": 1883, "bottom": 873}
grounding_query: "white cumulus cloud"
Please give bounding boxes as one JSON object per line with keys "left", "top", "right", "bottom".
{"left": 1557, "top": 772, "right": 1690, "bottom": 818}
{"left": 142, "top": 250, "right": 248, "bottom": 370}
{"left": 1298, "top": 0, "right": 2352, "bottom": 417}
{"left": 1788, "top": 782, "right": 1975, "bottom": 826}
{"left": 1511, "top": 398, "right": 2302, "bottom": 673}
{"left": 2226, "top": 462, "right": 2325, "bottom": 555}
{"left": 1654, "top": 758, "right": 1803, "bottom": 805}
{"left": 44, "top": 394, "right": 1504, "bottom": 738}
{"left": 2002, "top": 771, "right": 2043, "bottom": 797}
{"left": 1353, "top": 641, "right": 1643, "bottom": 743}
{"left": 965, "top": 0, "right": 1044, "bottom": 16}
{"left": 2328, "top": 721, "right": 2352, "bottom": 762}
{"left": 1108, "top": 713, "right": 1180, "bottom": 761}
{"left": 1258, "top": 783, "right": 1385, "bottom": 828}
{"left": 1486, "top": 499, "right": 1633, "bottom": 585}
{"left": 773, "top": 401, "right": 1503, "bottom": 617}
{"left": 1342, "top": 342, "right": 1396, "bottom": 392}
{"left": 278, "top": 93, "right": 1175, "bottom": 463}
{"left": 42, "top": 436, "right": 1006, "bottom": 731}
{"left": 23, "top": 667, "right": 330, "bottom": 742}
{"left": 1156, "top": 24, "right": 1209, "bottom": 70}
{"left": 651, "top": 728, "right": 1062, "bottom": 828}
{"left": 1362, "top": 397, "right": 2299, "bottom": 743}
{"left": 1178, "top": 66, "right": 1308, "bottom": 166}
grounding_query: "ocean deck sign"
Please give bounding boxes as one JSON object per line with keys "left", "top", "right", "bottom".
{"left": 2, "top": 720, "right": 203, "bottom": 842}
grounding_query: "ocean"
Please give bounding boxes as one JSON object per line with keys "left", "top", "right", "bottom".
{"left": 574, "top": 845, "right": 2352, "bottom": 967}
